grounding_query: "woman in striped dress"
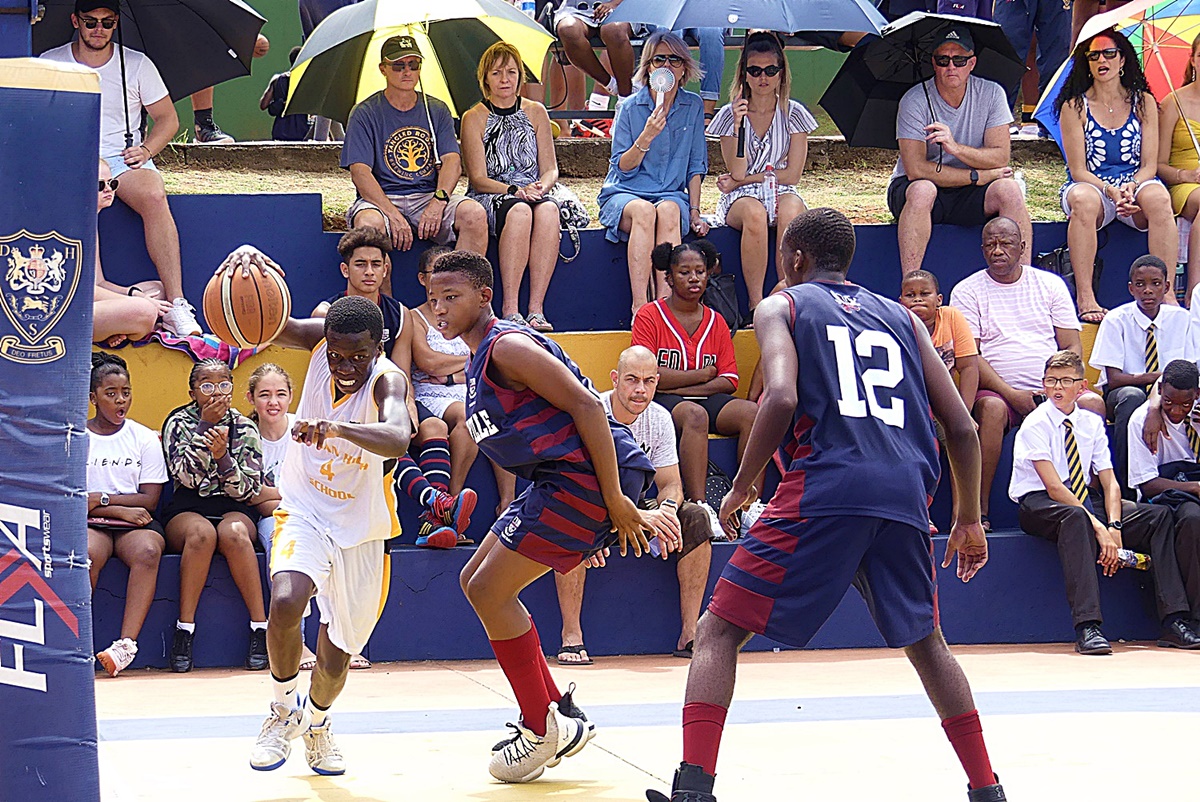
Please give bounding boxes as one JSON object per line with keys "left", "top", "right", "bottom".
{"left": 462, "top": 41, "right": 561, "bottom": 333}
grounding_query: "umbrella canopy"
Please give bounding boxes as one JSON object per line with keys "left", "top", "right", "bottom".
{"left": 819, "top": 12, "right": 1025, "bottom": 149}
{"left": 285, "top": 0, "right": 554, "bottom": 124}
{"left": 605, "top": 0, "right": 886, "bottom": 35}
{"left": 32, "top": 0, "right": 266, "bottom": 100}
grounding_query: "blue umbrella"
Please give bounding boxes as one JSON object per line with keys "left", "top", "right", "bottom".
{"left": 1031, "top": 58, "right": 1072, "bottom": 156}
{"left": 606, "top": 0, "right": 887, "bottom": 35}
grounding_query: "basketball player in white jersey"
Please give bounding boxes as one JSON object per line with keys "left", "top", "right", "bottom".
{"left": 219, "top": 249, "right": 413, "bottom": 775}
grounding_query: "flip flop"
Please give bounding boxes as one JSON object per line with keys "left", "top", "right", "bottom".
{"left": 672, "top": 641, "right": 694, "bottom": 659}
{"left": 299, "top": 656, "right": 316, "bottom": 671}
{"left": 1078, "top": 307, "right": 1107, "bottom": 324}
{"left": 556, "top": 644, "right": 593, "bottom": 666}
{"left": 980, "top": 515, "right": 992, "bottom": 534}
{"left": 349, "top": 654, "right": 371, "bottom": 670}
{"left": 456, "top": 532, "right": 475, "bottom": 546}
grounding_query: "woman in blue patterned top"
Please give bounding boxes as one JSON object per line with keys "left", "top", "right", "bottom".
{"left": 597, "top": 30, "right": 710, "bottom": 315}
{"left": 462, "top": 42, "right": 561, "bottom": 333}
{"left": 1056, "top": 30, "right": 1178, "bottom": 323}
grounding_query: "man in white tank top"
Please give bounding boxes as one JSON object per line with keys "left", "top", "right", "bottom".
{"left": 219, "top": 248, "right": 413, "bottom": 777}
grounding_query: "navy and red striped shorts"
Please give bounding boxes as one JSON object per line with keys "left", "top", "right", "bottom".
{"left": 709, "top": 515, "right": 939, "bottom": 649}
{"left": 491, "top": 463, "right": 653, "bottom": 574}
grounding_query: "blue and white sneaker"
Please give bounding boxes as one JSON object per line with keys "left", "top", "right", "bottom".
{"left": 250, "top": 701, "right": 311, "bottom": 771}
{"left": 303, "top": 718, "right": 346, "bottom": 775}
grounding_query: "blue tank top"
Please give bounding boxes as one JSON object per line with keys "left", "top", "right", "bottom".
{"left": 768, "top": 282, "right": 940, "bottom": 531}
{"left": 465, "top": 319, "right": 655, "bottom": 481}
{"left": 1066, "top": 99, "right": 1141, "bottom": 187}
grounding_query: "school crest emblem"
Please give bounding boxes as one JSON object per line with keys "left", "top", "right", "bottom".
{"left": 0, "top": 230, "right": 82, "bottom": 364}
{"left": 831, "top": 290, "right": 861, "bottom": 313}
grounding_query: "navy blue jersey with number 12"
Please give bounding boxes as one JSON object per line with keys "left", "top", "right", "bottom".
{"left": 765, "top": 281, "right": 941, "bottom": 532}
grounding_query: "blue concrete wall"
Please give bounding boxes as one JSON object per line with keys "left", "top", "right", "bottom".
{"left": 99, "top": 193, "right": 1154, "bottom": 332}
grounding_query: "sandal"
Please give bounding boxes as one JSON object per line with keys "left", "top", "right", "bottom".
{"left": 1077, "top": 307, "right": 1107, "bottom": 324}
{"left": 349, "top": 653, "right": 371, "bottom": 670}
{"left": 672, "top": 640, "right": 694, "bottom": 659}
{"left": 504, "top": 312, "right": 527, "bottom": 326}
{"left": 556, "top": 644, "right": 593, "bottom": 666}
{"left": 299, "top": 656, "right": 317, "bottom": 671}
{"left": 526, "top": 312, "right": 554, "bottom": 332}
{"left": 455, "top": 532, "right": 475, "bottom": 546}
{"left": 980, "top": 515, "right": 992, "bottom": 534}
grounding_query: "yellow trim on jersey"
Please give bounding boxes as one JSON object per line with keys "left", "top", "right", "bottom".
{"left": 376, "top": 552, "right": 392, "bottom": 621}
{"left": 382, "top": 465, "right": 401, "bottom": 539}
{"left": 269, "top": 509, "right": 290, "bottom": 573}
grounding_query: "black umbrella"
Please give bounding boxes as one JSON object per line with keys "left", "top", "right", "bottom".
{"left": 32, "top": 0, "right": 267, "bottom": 101}
{"left": 819, "top": 11, "right": 1025, "bottom": 149}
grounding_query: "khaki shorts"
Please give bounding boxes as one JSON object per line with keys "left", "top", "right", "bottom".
{"left": 346, "top": 191, "right": 470, "bottom": 246}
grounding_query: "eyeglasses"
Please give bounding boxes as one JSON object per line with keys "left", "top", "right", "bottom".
{"left": 79, "top": 15, "right": 117, "bottom": 29}
{"left": 98, "top": 178, "right": 119, "bottom": 191}
{"left": 386, "top": 58, "right": 422, "bottom": 72}
{"left": 650, "top": 54, "right": 685, "bottom": 68}
{"left": 745, "top": 64, "right": 783, "bottom": 78}
{"left": 933, "top": 54, "right": 972, "bottom": 67}
{"left": 1086, "top": 48, "right": 1120, "bottom": 62}
{"left": 1042, "top": 377, "right": 1083, "bottom": 388}
{"left": 198, "top": 380, "right": 233, "bottom": 395}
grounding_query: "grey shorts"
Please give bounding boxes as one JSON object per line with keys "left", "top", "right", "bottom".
{"left": 346, "top": 191, "right": 472, "bottom": 246}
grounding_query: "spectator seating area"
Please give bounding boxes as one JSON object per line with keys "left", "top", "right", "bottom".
{"left": 91, "top": 192, "right": 1162, "bottom": 668}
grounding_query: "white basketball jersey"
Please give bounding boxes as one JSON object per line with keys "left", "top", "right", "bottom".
{"left": 278, "top": 340, "right": 403, "bottom": 548}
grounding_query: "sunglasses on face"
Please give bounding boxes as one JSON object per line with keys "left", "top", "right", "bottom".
{"left": 197, "top": 381, "right": 233, "bottom": 395}
{"left": 933, "top": 54, "right": 972, "bottom": 67}
{"left": 650, "top": 54, "right": 685, "bottom": 68}
{"left": 745, "top": 64, "right": 783, "bottom": 77}
{"left": 98, "top": 178, "right": 119, "bottom": 191}
{"left": 1086, "top": 48, "right": 1120, "bottom": 61}
{"left": 386, "top": 59, "right": 421, "bottom": 72}
{"left": 79, "top": 15, "right": 117, "bottom": 29}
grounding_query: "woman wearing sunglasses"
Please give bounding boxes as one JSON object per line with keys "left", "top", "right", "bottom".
{"left": 1157, "top": 32, "right": 1200, "bottom": 305}
{"left": 1056, "top": 30, "right": 1178, "bottom": 323}
{"left": 161, "top": 359, "right": 268, "bottom": 673}
{"left": 598, "top": 30, "right": 709, "bottom": 314}
{"left": 706, "top": 31, "right": 816, "bottom": 315}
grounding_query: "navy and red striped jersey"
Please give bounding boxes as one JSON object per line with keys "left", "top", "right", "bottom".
{"left": 765, "top": 282, "right": 940, "bottom": 532}
{"left": 465, "top": 319, "right": 655, "bottom": 481}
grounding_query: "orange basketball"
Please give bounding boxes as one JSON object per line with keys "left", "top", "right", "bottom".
{"left": 202, "top": 266, "right": 291, "bottom": 349}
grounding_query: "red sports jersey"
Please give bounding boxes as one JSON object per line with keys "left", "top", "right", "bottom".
{"left": 632, "top": 300, "right": 740, "bottom": 391}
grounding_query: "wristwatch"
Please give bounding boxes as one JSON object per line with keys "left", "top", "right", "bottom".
{"left": 100, "top": 492, "right": 110, "bottom": 507}
{"left": 433, "top": 188, "right": 450, "bottom": 202}
{"left": 507, "top": 184, "right": 519, "bottom": 196}
{"left": 969, "top": 168, "right": 979, "bottom": 185}
{"left": 1107, "top": 519, "right": 1123, "bottom": 531}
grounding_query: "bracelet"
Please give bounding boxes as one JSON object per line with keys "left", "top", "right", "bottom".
{"left": 127, "top": 286, "right": 142, "bottom": 296}
{"left": 660, "top": 498, "right": 678, "bottom": 508}
{"left": 140, "top": 144, "right": 152, "bottom": 157}
{"left": 445, "top": 372, "right": 456, "bottom": 386}
{"left": 632, "top": 141, "right": 650, "bottom": 153}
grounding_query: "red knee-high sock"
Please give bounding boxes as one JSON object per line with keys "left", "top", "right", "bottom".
{"left": 527, "top": 616, "right": 562, "bottom": 701}
{"left": 682, "top": 701, "right": 727, "bottom": 776}
{"left": 491, "top": 626, "right": 553, "bottom": 737}
{"left": 942, "top": 709, "right": 994, "bottom": 790}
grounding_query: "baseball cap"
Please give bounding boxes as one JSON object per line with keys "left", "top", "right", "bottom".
{"left": 75, "top": 0, "right": 119, "bottom": 15}
{"left": 935, "top": 27, "right": 974, "bottom": 53}
{"left": 381, "top": 35, "right": 421, "bottom": 62}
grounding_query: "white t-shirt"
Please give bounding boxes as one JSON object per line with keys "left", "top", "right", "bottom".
{"left": 1088, "top": 302, "right": 1196, "bottom": 388}
{"left": 86, "top": 419, "right": 169, "bottom": 494}
{"left": 260, "top": 413, "right": 295, "bottom": 488}
{"left": 1009, "top": 401, "right": 1111, "bottom": 501}
{"left": 1126, "top": 400, "right": 1200, "bottom": 497}
{"left": 950, "top": 266, "right": 1081, "bottom": 393}
{"left": 601, "top": 391, "right": 676, "bottom": 470}
{"left": 40, "top": 43, "right": 169, "bottom": 159}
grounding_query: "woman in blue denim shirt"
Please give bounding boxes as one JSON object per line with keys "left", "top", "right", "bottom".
{"left": 598, "top": 30, "right": 710, "bottom": 314}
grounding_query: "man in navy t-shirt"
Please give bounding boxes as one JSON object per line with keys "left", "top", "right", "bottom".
{"left": 341, "top": 35, "right": 487, "bottom": 257}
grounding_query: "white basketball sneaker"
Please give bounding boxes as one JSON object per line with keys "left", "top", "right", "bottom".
{"left": 162, "top": 297, "right": 202, "bottom": 336}
{"left": 96, "top": 637, "right": 137, "bottom": 677}
{"left": 250, "top": 702, "right": 311, "bottom": 771}
{"left": 739, "top": 500, "right": 767, "bottom": 537}
{"left": 488, "top": 702, "right": 584, "bottom": 783}
{"left": 303, "top": 718, "right": 346, "bottom": 776}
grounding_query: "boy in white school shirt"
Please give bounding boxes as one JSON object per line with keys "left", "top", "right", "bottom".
{"left": 1010, "top": 350, "right": 1200, "bottom": 655}
{"left": 1089, "top": 255, "right": 1195, "bottom": 497}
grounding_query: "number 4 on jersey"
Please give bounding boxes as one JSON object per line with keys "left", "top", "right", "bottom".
{"left": 826, "top": 325, "right": 905, "bottom": 428}
{"left": 320, "top": 459, "right": 335, "bottom": 481}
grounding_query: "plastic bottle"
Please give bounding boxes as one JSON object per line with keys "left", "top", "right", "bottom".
{"left": 520, "top": 0, "right": 536, "bottom": 16}
{"left": 1013, "top": 169, "right": 1026, "bottom": 200}
{"left": 1115, "top": 548, "right": 1151, "bottom": 570}
{"left": 763, "top": 164, "right": 777, "bottom": 226}
{"left": 1178, "top": 217, "right": 1191, "bottom": 305}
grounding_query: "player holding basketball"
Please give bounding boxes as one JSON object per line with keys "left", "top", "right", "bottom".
{"left": 647, "top": 209, "right": 1006, "bottom": 802}
{"left": 428, "top": 250, "right": 679, "bottom": 783}
{"left": 215, "top": 247, "right": 413, "bottom": 776}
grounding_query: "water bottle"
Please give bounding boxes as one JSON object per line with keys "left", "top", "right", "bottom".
{"left": 520, "top": 0, "right": 536, "bottom": 16}
{"left": 763, "top": 164, "right": 777, "bottom": 226}
{"left": 1178, "top": 218, "right": 1191, "bottom": 305}
{"left": 1013, "top": 169, "right": 1026, "bottom": 200}
{"left": 1115, "top": 548, "right": 1151, "bottom": 570}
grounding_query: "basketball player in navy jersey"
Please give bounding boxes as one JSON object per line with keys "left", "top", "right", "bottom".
{"left": 648, "top": 209, "right": 1006, "bottom": 802}
{"left": 427, "top": 250, "right": 681, "bottom": 784}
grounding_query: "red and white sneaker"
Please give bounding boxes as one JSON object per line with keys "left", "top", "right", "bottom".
{"left": 430, "top": 488, "right": 477, "bottom": 534}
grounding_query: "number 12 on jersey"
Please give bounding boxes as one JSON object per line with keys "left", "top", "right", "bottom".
{"left": 826, "top": 325, "right": 905, "bottom": 428}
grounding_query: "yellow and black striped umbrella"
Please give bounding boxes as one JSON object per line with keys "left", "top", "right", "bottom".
{"left": 285, "top": 0, "right": 554, "bottom": 124}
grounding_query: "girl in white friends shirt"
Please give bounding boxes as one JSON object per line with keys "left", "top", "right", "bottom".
{"left": 87, "top": 353, "right": 168, "bottom": 677}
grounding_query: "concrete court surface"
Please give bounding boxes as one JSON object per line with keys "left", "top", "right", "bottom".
{"left": 96, "top": 644, "right": 1200, "bottom": 802}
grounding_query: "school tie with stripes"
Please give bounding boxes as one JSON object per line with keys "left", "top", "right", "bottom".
{"left": 1063, "top": 419, "right": 1089, "bottom": 503}
{"left": 1188, "top": 422, "right": 1200, "bottom": 462}
{"left": 1145, "top": 323, "right": 1160, "bottom": 374}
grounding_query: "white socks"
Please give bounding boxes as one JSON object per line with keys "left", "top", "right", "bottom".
{"left": 176, "top": 620, "right": 195, "bottom": 634}
{"left": 305, "top": 695, "right": 330, "bottom": 728}
{"left": 272, "top": 672, "right": 300, "bottom": 709}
